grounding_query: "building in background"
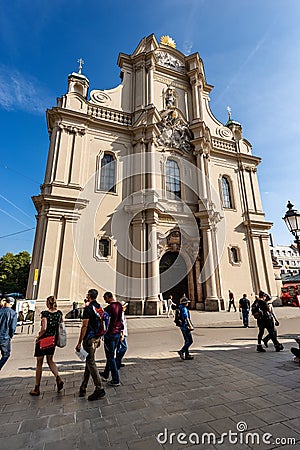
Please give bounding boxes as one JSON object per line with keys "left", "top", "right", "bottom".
{"left": 27, "top": 34, "right": 276, "bottom": 314}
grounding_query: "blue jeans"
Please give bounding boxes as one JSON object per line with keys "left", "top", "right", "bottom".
{"left": 116, "top": 336, "right": 128, "bottom": 369}
{"left": 242, "top": 309, "right": 249, "bottom": 327}
{"left": 0, "top": 338, "right": 11, "bottom": 370}
{"left": 103, "top": 333, "right": 121, "bottom": 383}
{"left": 180, "top": 329, "right": 193, "bottom": 357}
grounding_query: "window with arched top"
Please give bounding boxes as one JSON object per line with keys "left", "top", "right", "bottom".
{"left": 166, "top": 159, "right": 181, "bottom": 199}
{"left": 99, "top": 153, "right": 116, "bottom": 192}
{"left": 221, "top": 176, "right": 233, "bottom": 209}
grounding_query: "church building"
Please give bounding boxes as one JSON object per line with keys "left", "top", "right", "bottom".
{"left": 27, "top": 34, "right": 276, "bottom": 314}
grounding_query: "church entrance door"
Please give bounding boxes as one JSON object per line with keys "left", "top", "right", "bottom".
{"left": 159, "top": 251, "right": 189, "bottom": 305}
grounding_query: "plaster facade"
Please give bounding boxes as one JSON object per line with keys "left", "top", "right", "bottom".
{"left": 27, "top": 34, "right": 276, "bottom": 313}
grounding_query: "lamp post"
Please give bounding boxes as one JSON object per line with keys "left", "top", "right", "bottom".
{"left": 283, "top": 201, "right": 300, "bottom": 255}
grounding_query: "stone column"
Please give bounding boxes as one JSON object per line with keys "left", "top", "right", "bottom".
{"left": 201, "top": 225, "right": 220, "bottom": 311}
{"left": 191, "top": 75, "right": 200, "bottom": 120}
{"left": 144, "top": 210, "right": 160, "bottom": 315}
{"left": 147, "top": 63, "right": 154, "bottom": 105}
{"left": 195, "top": 149, "right": 207, "bottom": 201}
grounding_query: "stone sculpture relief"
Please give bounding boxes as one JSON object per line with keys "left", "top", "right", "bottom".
{"left": 156, "top": 51, "right": 185, "bottom": 72}
{"left": 157, "top": 110, "right": 193, "bottom": 153}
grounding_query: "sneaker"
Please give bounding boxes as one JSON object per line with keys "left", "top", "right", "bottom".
{"left": 185, "top": 355, "right": 194, "bottom": 360}
{"left": 279, "top": 344, "right": 284, "bottom": 351}
{"left": 178, "top": 350, "right": 185, "bottom": 360}
{"left": 79, "top": 388, "right": 86, "bottom": 397}
{"left": 99, "top": 371, "right": 108, "bottom": 382}
{"left": 120, "top": 363, "right": 125, "bottom": 368}
{"left": 88, "top": 389, "right": 106, "bottom": 401}
{"left": 256, "top": 345, "right": 266, "bottom": 353}
{"left": 107, "top": 380, "right": 120, "bottom": 387}
{"left": 262, "top": 338, "right": 268, "bottom": 348}
{"left": 275, "top": 344, "right": 284, "bottom": 352}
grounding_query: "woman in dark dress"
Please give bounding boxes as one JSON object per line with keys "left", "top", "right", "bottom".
{"left": 30, "top": 296, "right": 64, "bottom": 396}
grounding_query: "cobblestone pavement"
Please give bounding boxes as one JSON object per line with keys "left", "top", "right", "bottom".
{"left": 1, "top": 308, "right": 300, "bottom": 450}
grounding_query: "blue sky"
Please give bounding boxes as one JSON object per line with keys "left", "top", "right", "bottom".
{"left": 1, "top": 0, "right": 300, "bottom": 256}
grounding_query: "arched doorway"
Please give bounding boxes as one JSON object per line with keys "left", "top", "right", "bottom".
{"left": 159, "top": 251, "right": 189, "bottom": 305}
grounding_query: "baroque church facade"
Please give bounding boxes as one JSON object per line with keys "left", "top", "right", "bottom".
{"left": 27, "top": 34, "right": 276, "bottom": 314}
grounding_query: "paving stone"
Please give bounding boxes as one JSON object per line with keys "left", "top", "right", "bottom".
{"left": 255, "top": 407, "right": 290, "bottom": 424}
{"left": 19, "top": 416, "right": 49, "bottom": 433}
{"left": 44, "top": 438, "right": 77, "bottom": 450}
{"left": 207, "top": 417, "right": 238, "bottom": 434}
{"left": 122, "top": 400, "right": 148, "bottom": 412}
{"left": 183, "top": 409, "right": 215, "bottom": 425}
{"left": 77, "top": 430, "right": 110, "bottom": 449}
{"left": 127, "top": 436, "right": 163, "bottom": 449}
{"left": 106, "top": 424, "right": 139, "bottom": 444}
{"left": 206, "top": 404, "right": 234, "bottom": 420}
{"left": 245, "top": 396, "right": 275, "bottom": 410}
{"left": 0, "top": 422, "right": 20, "bottom": 438}
{"left": 0, "top": 432, "right": 31, "bottom": 450}
{"left": 48, "top": 413, "right": 75, "bottom": 427}
{"left": 275, "top": 404, "right": 300, "bottom": 419}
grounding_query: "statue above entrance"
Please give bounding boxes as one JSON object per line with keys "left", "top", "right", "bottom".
{"left": 156, "top": 109, "right": 193, "bottom": 153}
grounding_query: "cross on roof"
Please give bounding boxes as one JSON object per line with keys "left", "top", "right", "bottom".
{"left": 77, "top": 58, "right": 84, "bottom": 74}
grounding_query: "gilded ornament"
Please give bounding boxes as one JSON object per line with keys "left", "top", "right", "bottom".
{"left": 160, "top": 35, "right": 176, "bottom": 48}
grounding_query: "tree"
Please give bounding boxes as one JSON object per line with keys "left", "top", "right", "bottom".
{"left": 0, "top": 251, "right": 31, "bottom": 295}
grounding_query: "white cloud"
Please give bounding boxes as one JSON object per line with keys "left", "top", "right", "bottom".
{"left": 0, "top": 65, "right": 51, "bottom": 114}
{"left": 183, "top": 40, "right": 193, "bottom": 56}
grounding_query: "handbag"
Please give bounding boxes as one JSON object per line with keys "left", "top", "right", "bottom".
{"left": 56, "top": 322, "right": 67, "bottom": 348}
{"left": 39, "top": 335, "right": 56, "bottom": 350}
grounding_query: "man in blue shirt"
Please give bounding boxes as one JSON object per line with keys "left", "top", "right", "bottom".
{"left": 0, "top": 297, "right": 17, "bottom": 370}
{"left": 177, "top": 296, "right": 194, "bottom": 360}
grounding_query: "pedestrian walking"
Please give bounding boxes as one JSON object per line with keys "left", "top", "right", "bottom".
{"left": 76, "top": 289, "right": 106, "bottom": 401}
{"left": 177, "top": 296, "right": 194, "bottom": 360}
{"left": 228, "top": 290, "right": 236, "bottom": 312}
{"left": 239, "top": 294, "right": 250, "bottom": 327}
{"left": 167, "top": 295, "right": 176, "bottom": 318}
{"left": 252, "top": 292, "right": 284, "bottom": 353}
{"left": 159, "top": 293, "right": 168, "bottom": 314}
{"left": 262, "top": 300, "right": 282, "bottom": 349}
{"left": 100, "top": 292, "right": 123, "bottom": 386}
{"left": 0, "top": 297, "right": 17, "bottom": 371}
{"left": 116, "top": 301, "right": 128, "bottom": 369}
{"left": 29, "top": 296, "right": 64, "bottom": 396}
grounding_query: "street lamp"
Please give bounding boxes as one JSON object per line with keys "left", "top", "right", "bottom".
{"left": 283, "top": 201, "right": 300, "bottom": 254}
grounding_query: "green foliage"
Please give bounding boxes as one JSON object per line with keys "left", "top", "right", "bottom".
{"left": 0, "top": 251, "right": 31, "bottom": 295}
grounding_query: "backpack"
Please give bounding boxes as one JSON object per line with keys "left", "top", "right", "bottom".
{"left": 174, "top": 307, "right": 183, "bottom": 327}
{"left": 92, "top": 306, "right": 110, "bottom": 337}
{"left": 251, "top": 300, "right": 262, "bottom": 320}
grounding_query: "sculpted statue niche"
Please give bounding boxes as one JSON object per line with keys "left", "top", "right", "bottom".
{"left": 165, "top": 87, "right": 176, "bottom": 108}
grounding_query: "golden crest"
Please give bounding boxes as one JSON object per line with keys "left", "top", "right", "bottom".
{"left": 160, "top": 35, "right": 176, "bottom": 49}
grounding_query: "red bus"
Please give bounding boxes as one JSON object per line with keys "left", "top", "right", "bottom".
{"left": 280, "top": 283, "right": 300, "bottom": 307}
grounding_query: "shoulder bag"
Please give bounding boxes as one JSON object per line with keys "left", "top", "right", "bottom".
{"left": 57, "top": 322, "right": 67, "bottom": 348}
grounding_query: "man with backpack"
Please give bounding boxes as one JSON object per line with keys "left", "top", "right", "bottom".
{"left": 76, "top": 289, "right": 106, "bottom": 401}
{"left": 252, "top": 291, "right": 284, "bottom": 353}
{"left": 176, "top": 296, "right": 194, "bottom": 360}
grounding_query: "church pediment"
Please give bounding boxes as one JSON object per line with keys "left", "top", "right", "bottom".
{"left": 156, "top": 108, "right": 194, "bottom": 153}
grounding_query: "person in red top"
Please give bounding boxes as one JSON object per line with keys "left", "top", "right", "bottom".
{"left": 228, "top": 290, "right": 237, "bottom": 312}
{"left": 100, "top": 292, "right": 123, "bottom": 386}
